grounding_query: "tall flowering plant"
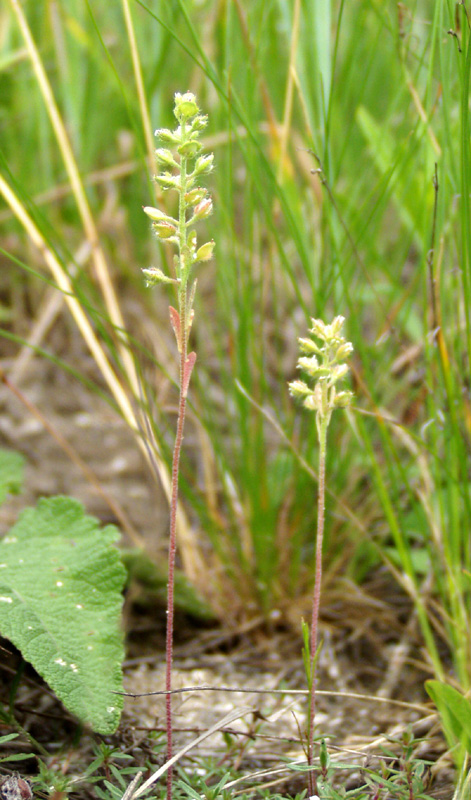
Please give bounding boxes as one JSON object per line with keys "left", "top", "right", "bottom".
{"left": 143, "top": 92, "right": 214, "bottom": 800}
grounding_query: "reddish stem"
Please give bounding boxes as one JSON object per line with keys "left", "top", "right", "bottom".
{"left": 165, "top": 297, "right": 188, "bottom": 800}
{"left": 307, "top": 426, "right": 327, "bottom": 797}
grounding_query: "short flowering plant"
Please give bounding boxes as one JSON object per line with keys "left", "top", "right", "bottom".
{"left": 289, "top": 315, "right": 353, "bottom": 796}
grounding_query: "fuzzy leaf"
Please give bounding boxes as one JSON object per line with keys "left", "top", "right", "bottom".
{"left": 0, "top": 448, "right": 25, "bottom": 506}
{"left": 169, "top": 306, "right": 181, "bottom": 350}
{"left": 0, "top": 496, "right": 125, "bottom": 734}
{"left": 182, "top": 352, "right": 196, "bottom": 398}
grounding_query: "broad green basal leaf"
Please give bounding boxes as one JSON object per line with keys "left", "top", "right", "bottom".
{"left": 0, "top": 496, "right": 125, "bottom": 734}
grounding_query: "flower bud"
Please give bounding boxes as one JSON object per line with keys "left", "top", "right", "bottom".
{"left": 298, "top": 357, "right": 331, "bottom": 379}
{"left": 304, "top": 394, "right": 320, "bottom": 412}
{"left": 331, "top": 363, "right": 349, "bottom": 381}
{"left": 288, "top": 379, "right": 311, "bottom": 398}
{"left": 334, "top": 391, "right": 354, "bottom": 408}
{"left": 309, "top": 318, "right": 328, "bottom": 339}
{"left": 334, "top": 341, "right": 354, "bottom": 361}
{"left": 331, "top": 315, "right": 346, "bottom": 335}
{"left": 297, "top": 355, "right": 319, "bottom": 372}
{"left": 298, "top": 337, "right": 322, "bottom": 355}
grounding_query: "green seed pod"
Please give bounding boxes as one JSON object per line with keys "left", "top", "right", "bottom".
{"left": 193, "top": 154, "right": 214, "bottom": 175}
{"left": 155, "top": 173, "right": 180, "bottom": 191}
{"left": 153, "top": 220, "right": 177, "bottom": 238}
{"left": 177, "top": 139, "right": 203, "bottom": 157}
{"left": 142, "top": 267, "right": 178, "bottom": 286}
{"left": 174, "top": 92, "right": 199, "bottom": 121}
{"left": 185, "top": 188, "right": 207, "bottom": 206}
{"left": 191, "top": 197, "right": 213, "bottom": 222}
{"left": 154, "top": 127, "right": 181, "bottom": 144}
{"left": 190, "top": 114, "right": 208, "bottom": 132}
{"left": 155, "top": 148, "right": 178, "bottom": 169}
{"left": 195, "top": 240, "right": 215, "bottom": 262}
{"left": 143, "top": 206, "right": 176, "bottom": 224}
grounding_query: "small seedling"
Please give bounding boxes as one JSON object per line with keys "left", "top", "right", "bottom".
{"left": 143, "top": 92, "right": 214, "bottom": 800}
{"left": 289, "top": 316, "right": 353, "bottom": 795}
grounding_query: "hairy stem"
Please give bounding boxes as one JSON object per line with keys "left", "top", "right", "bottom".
{"left": 165, "top": 311, "right": 188, "bottom": 799}
{"left": 307, "top": 414, "right": 328, "bottom": 796}
{"left": 165, "top": 124, "right": 190, "bottom": 800}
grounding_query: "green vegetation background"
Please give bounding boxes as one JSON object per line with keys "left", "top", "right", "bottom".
{"left": 1, "top": 0, "right": 470, "bottom": 691}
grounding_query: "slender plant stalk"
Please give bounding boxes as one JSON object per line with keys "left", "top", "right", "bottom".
{"left": 165, "top": 177, "right": 190, "bottom": 792}
{"left": 289, "top": 316, "right": 353, "bottom": 793}
{"left": 165, "top": 351, "right": 186, "bottom": 793}
{"left": 142, "top": 94, "right": 215, "bottom": 800}
{"left": 307, "top": 414, "right": 327, "bottom": 790}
